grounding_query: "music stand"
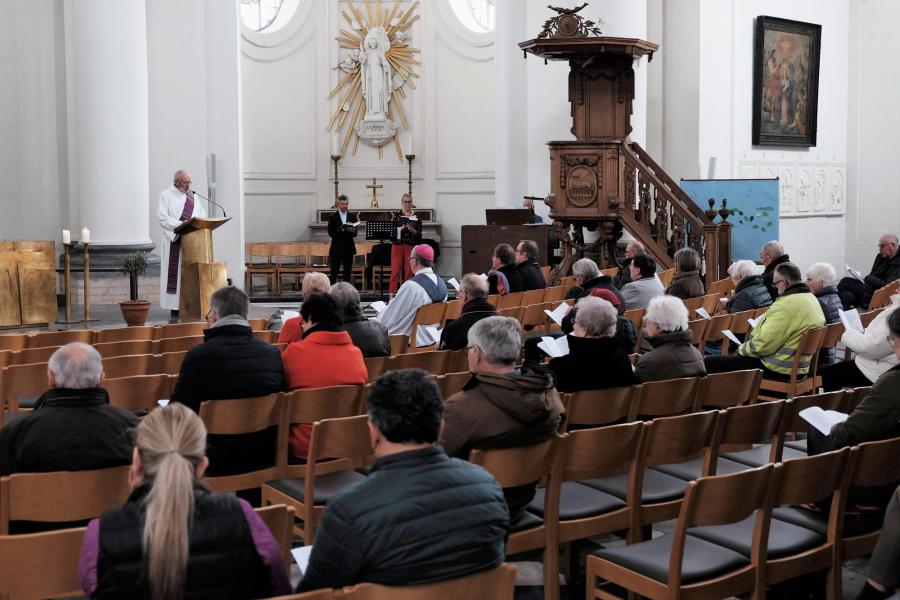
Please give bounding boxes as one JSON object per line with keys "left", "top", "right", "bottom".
{"left": 366, "top": 220, "right": 396, "bottom": 300}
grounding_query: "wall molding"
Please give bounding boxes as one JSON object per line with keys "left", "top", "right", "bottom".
{"left": 739, "top": 159, "right": 846, "bottom": 218}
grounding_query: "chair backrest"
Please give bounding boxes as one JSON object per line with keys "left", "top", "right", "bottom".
{"left": 540, "top": 265, "right": 552, "bottom": 280}
{"left": 715, "top": 400, "right": 787, "bottom": 462}
{"left": 274, "top": 242, "right": 307, "bottom": 268}
{"left": 343, "top": 564, "right": 517, "bottom": 600}
{"left": 469, "top": 437, "right": 559, "bottom": 489}
{"left": 435, "top": 371, "right": 471, "bottom": 399}
{"left": 393, "top": 350, "right": 450, "bottom": 374}
{"left": 708, "top": 277, "right": 735, "bottom": 295}
{"left": 26, "top": 329, "right": 93, "bottom": 349}
{"left": 820, "top": 321, "right": 845, "bottom": 352}
{"left": 682, "top": 296, "right": 703, "bottom": 312}
{"left": 286, "top": 385, "right": 364, "bottom": 425}
{"left": 388, "top": 334, "right": 408, "bottom": 356}
{"left": 307, "top": 242, "right": 331, "bottom": 268}
{"left": 485, "top": 294, "right": 500, "bottom": 308}
{"left": 307, "top": 415, "right": 374, "bottom": 470}
{"left": 157, "top": 350, "right": 188, "bottom": 375}
{"left": 784, "top": 391, "right": 846, "bottom": 433}
{"left": 559, "top": 275, "right": 577, "bottom": 290}
{"left": 247, "top": 242, "right": 278, "bottom": 266}
{"left": 622, "top": 307, "right": 644, "bottom": 330}
{"left": 700, "top": 293, "right": 722, "bottom": 315}
{"left": 441, "top": 299, "right": 463, "bottom": 327}
{"left": 776, "top": 448, "right": 850, "bottom": 508}
{"left": 680, "top": 464, "right": 776, "bottom": 530}
{"left": 657, "top": 268, "right": 675, "bottom": 288}
{"left": 445, "top": 349, "right": 470, "bottom": 373}
{"left": 101, "top": 353, "right": 158, "bottom": 379}
{"left": 686, "top": 319, "right": 708, "bottom": 347}
{"left": 542, "top": 286, "right": 565, "bottom": 303}
{"left": 409, "top": 302, "right": 447, "bottom": 349}
{"left": 728, "top": 309, "right": 756, "bottom": 334}
{"left": 630, "top": 377, "right": 700, "bottom": 421}
{"left": 520, "top": 303, "right": 548, "bottom": 330}
{"left": 699, "top": 312, "right": 733, "bottom": 348}
{"left": 254, "top": 329, "right": 278, "bottom": 343}
{"left": 0, "top": 466, "right": 131, "bottom": 534}
{"left": 600, "top": 267, "right": 618, "bottom": 278}
{"left": 364, "top": 356, "right": 390, "bottom": 380}
{"left": 12, "top": 345, "right": 60, "bottom": 366}
{"left": 694, "top": 369, "right": 762, "bottom": 410}
{"left": 93, "top": 326, "right": 155, "bottom": 343}
{"left": 496, "top": 291, "right": 524, "bottom": 309}
{"left": 844, "top": 385, "right": 871, "bottom": 412}
{"left": 0, "top": 334, "right": 27, "bottom": 352}
{"left": 859, "top": 307, "right": 885, "bottom": 328}
{"left": 521, "top": 289, "right": 545, "bottom": 306}
{"left": 156, "top": 335, "right": 204, "bottom": 354}
{"left": 154, "top": 322, "right": 207, "bottom": 340}
{"left": 0, "top": 526, "right": 86, "bottom": 599}
{"left": 93, "top": 339, "right": 155, "bottom": 359}
{"left": 248, "top": 317, "right": 268, "bottom": 330}
{"left": 848, "top": 436, "right": 900, "bottom": 488}
{"left": 641, "top": 411, "right": 719, "bottom": 469}
{"left": 254, "top": 504, "right": 296, "bottom": 569}
{"left": 2, "top": 362, "right": 49, "bottom": 412}
{"left": 105, "top": 373, "right": 172, "bottom": 412}
{"left": 563, "top": 386, "right": 636, "bottom": 430}
{"left": 868, "top": 280, "right": 899, "bottom": 310}
{"left": 0, "top": 350, "right": 11, "bottom": 370}
{"left": 787, "top": 326, "right": 826, "bottom": 383}
{"left": 558, "top": 422, "right": 643, "bottom": 483}
{"left": 497, "top": 306, "right": 524, "bottom": 321}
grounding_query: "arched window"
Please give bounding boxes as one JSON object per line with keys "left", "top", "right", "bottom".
{"left": 448, "top": 0, "right": 495, "bottom": 33}
{"left": 240, "top": 0, "right": 301, "bottom": 33}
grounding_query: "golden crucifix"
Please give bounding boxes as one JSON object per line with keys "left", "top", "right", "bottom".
{"left": 365, "top": 177, "right": 383, "bottom": 208}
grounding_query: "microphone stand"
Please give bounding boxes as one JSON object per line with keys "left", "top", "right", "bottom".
{"left": 191, "top": 189, "right": 227, "bottom": 217}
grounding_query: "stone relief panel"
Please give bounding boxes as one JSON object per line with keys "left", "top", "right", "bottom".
{"left": 737, "top": 160, "right": 846, "bottom": 217}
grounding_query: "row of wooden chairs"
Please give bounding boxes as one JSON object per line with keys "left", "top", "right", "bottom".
{"left": 363, "top": 350, "right": 470, "bottom": 380}
{"left": 247, "top": 242, "right": 380, "bottom": 294}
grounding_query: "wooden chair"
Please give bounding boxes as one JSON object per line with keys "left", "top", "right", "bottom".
{"left": 753, "top": 306, "right": 770, "bottom": 318}
{"left": 445, "top": 348, "right": 470, "bottom": 373}
{"left": 522, "top": 288, "right": 545, "bottom": 306}
{"left": 497, "top": 305, "right": 524, "bottom": 321}
{"left": 352, "top": 242, "right": 374, "bottom": 292}
{"left": 686, "top": 319, "right": 708, "bottom": 349}
{"left": 0, "top": 334, "right": 28, "bottom": 352}
{"left": 586, "top": 463, "right": 777, "bottom": 600}
{"left": 757, "top": 326, "right": 826, "bottom": 401}
{"left": 1, "top": 362, "right": 50, "bottom": 412}
{"left": 561, "top": 386, "right": 636, "bottom": 432}
{"left": 440, "top": 299, "right": 462, "bottom": 327}
{"left": 698, "top": 312, "right": 732, "bottom": 351}
{"left": 721, "top": 309, "right": 756, "bottom": 354}
{"left": 542, "top": 286, "right": 565, "bottom": 302}
{"left": 157, "top": 350, "right": 188, "bottom": 375}
{"left": 393, "top": 350, "right": 450, "bottom": 374}
{"left": 560, "top": 275, "right": 577, "bottom": 290}
{"left": 485, "top": 294, "right": 500, "bottom": 308}
{"left": 93, "top": 325, "right": 155, "bottom": 343}
{"left": 306, "top": 242, "right": 332, "bottom": 275}
{"left": 0, "top": 526, "right": 86, "bottom": 599}
{"left": 628, "top": 377, "right": 700, "bottom": 421}
{"left": 254, "top": 329, "right": 278, "bottom": 343}
{"left": 388, "top": 334, "right": 407, "bottom": 356}
{"left": 363, "top": 356, "right": 391, "bottom": 380}
{"left": 93, "top": 339, "right": 155, "bottom": 359}
{"left": 341, "top": 564, "right": 518, "bottom": 600}
{"left": 520, "top": 303, "right": 549, "bottom": 332}
{"left": 780, "top": 390, "right": 847, "bottom": 455}
{"left": 0, "top": 350, "right": 11, "bottom": 370}
{"left": 248, "top": 317, "right": 268, "bottom": 330}
{"left": 0, "top": 466, "right": 131, "bottom": 534}
{"left": 469, "top": 438, "right": 561, "bottom": 600}
{"left": 867, "top": 280, "right": 899, "bottom": 310}
{"left": 156, "top": 334, "right": 204, "bottom": 354}
{"left": 859, "top": 307, "right": 884, "bottom": 328}
{"left": 262, "top": 414, "right": 372, "bottom": 543}
{"left": 707, "top": 277, "right": 735, "bottom": 296}
{"left": 622, "top": 307, "right": 644, "bottom": 332}
{"left": 274, "top": 242, "right": 308, "bottom": 296}
{"left": 199, "top": 394, "right": 287, "bottom": 493}
{"left": 154, "top": 322, "right": 207, "bottom": 340}
{"left": 682, "top": 296, "right": 703, "bottom": 313}
{"left": 688, "top": 448, "right": 851, "bottom": 599}
{"left": 245, "top": 242, "right": 279, "bottom": 293}
{"left": 540, "top": 265, "right": 552, "bottom": 281}
{"left": 814, "top": 322, "right": 845, "bottom": 387}
{"left": 496, "top": 291, "right": 524, "bottom": 309}
{"left": 409, "top": 302, "right": 447, "bottom": 352}
{"left": 700, "top": 293, "right": 722, "bottom": 315}
{"left": 254, "top": 504, "right": 297, "bottom": 570}
{"left": 12, "top": 345, "right": 60, "bottom": 365}
{"left": 435, "top": 371, "right": 471, "bottom": 399}
{"left": 105, "top": 373, "right": 174, "bottom": 412}
{"left": 600, "top": 267, "right": 618, "bottom": 277}
{"left": 657, "top": 267, "right": 676, "bottom": 288}
{"left": 101, "top": 353, "right": 158, "bottom": 379}
{"left": 26, "top": 329, "right": 92, "bottom": 349}
{"left": 844, "top": 385, "right": 870, "bottom": 412}
{"left": 693, "top": 369, "right": 763, "bottom": 410}
{"left": 578, "top": 411, "right": 721, "bottom": 539}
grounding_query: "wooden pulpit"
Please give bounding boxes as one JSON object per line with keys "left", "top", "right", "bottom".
{"left": 174, "top": 217, "right": 231, "bottom": 320}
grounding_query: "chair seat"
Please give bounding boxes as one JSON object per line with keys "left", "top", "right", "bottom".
{"left": 773, "top": 506, "right": 884, "bottom": 538}
{"left": 650, "top": 457, "right": 750, "bottom": 482}
{"left": 580, "top": 469, "right": 687, "bottom": 503}
{"left": 688, "top": 512, "right": 825, "bottom": 559}
{"left": 592, "top": 534, "right": 749, "bottom": 584}
{"left": 266, "top": 470, "right": 366, "bottom": 505}
{"left": 509, "top": 510, "right": 543, "bottom": 533}
{"left": 720, "top": 444, "right": 806, "bottom": 467}
{"left": 528, "top": 482, "right": 625, "bottom": 520}
{"left": 783, "top": 438, "right": 808, "bottom": 452}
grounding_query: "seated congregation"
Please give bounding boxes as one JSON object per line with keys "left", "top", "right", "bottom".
{"left": 2, "top": 235, "right": 900, "bottom": 600}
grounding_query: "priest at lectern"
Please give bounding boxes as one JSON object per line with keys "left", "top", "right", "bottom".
{"left": 158, "top": 169, "right": 207, "bottom": 316}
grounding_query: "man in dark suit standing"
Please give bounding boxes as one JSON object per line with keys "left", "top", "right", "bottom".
{"left": 328, "top": 194, "right": 358, "bottom": 285}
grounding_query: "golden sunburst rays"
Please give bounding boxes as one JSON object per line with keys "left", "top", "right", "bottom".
{"left": 327, "top": 0, "right": 422, "bottom": 160}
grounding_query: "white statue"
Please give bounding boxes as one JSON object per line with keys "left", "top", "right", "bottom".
{"left": 360, "top": 27, "right": 392, "bottom": 121}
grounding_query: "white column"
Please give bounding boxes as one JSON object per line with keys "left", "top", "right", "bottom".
{"left": 65, "top": 0, "right": 150, "bottom": 245}
{"left": 494, "top": 0, "right": 528, "bottom": 207}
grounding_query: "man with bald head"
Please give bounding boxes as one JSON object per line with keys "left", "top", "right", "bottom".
{"left": 838, "top": 233, "right": 900, "bottom": 310}
{"left": 0, "top": 343, "right": 138, "bottom": 476}
{"left": 158, "top": 169, "right": 207, "bottom": 318}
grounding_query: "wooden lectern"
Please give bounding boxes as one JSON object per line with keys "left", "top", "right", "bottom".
{"left": 174, "top": 217, "right": 231, "bottom": 320}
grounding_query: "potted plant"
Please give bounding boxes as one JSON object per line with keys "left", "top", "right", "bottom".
{"left": 119, "top": 252, "right": 151, "bottom": 326}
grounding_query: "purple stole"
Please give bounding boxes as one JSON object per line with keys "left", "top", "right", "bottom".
{"left": 165, "top": 191, "right": 195, "bottom": 294}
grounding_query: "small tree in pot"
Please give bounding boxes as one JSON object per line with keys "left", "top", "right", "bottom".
{"left": 119, "top": 252, "right": 151, "bottom": 326}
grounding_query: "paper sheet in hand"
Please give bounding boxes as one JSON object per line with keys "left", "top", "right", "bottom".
{"left": 846, "top": 265, "right": 864, "bottom": 282}
{"left": 281, "top": 310, "right": 300, "bottom": 323}
{"left": 721, "top": 329, "right": 741, "bottom": 346}
{"left": 478, "top": 273, "right": 489, "bottom": 281}
{"left": 838, "top": 308, "right": 864, "bottom": 334}
{"left": 544, "top": 302, "right": 570, "bottom": 326}
{"left": 348, "top": 221, "right": 361, "bottom": 228}
{"left": 537, "top": 335, "right": 570, "bottom": 358}
{"left": 446, "top": 277, "right": 460, "bottom": 291}
{"left": 157, "top": 400, "right": 169, "bottom": 407}
{"left": 418, "top": 325, "right": 442, "bottom": 347}
{"left": 370, "top": 301, "right": 387, "bottom": 313}
{"left": 292, "top": 545, "right": 313, "bottom": 575}
{"left": 799, "top": 406, "right": 849, "bottom": 436}
{"left": 405, "top": 215, "right": 418, "bottom": 221}
{"left": 695, "top": 307, "right": 711, "bottom": 319}
{"left": 747, "top": 317, "right": 759, "bottom": 329}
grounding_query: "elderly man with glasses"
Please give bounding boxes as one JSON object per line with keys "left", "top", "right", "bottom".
{"left": 838, "top": 233, "right": 900, "bottom": 310}
{"left": 704, "top": 262, "right": 825, "bottom": 380}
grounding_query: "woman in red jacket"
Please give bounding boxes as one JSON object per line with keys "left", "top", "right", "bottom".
{"left": 282, "top": 293, "right": 368, "bottom": 458}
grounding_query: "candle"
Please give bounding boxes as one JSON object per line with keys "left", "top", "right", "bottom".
{"left": 62, "top": 229, "right": 70, "bottom": 244}
{"left": 81, "top": 227, "right": 90, "bottom": 244}
{"left": 331, "top": 132, "right": 341, "bottom": 157}
{"left": 407, "top": 135, "right": 414, "bottom": 156}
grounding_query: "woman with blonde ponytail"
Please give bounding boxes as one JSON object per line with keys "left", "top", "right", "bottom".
{"left": 78, "top": 404, "right": 291, "bottom": 599}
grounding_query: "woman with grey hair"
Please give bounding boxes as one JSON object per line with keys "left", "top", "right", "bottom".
{"left": 723, "top": 259, "right": 772, "bottom": 314}
{"left": 805, "top": 262, "right": 842, "bottom": 365}
{"left": 330, "top": 281, "right": 390, "bottom": 357}
{"left": 548, "top": 297, "right": 637, "bottom": 393}
{"left": 666, "top": 247, "right": 705, "bottom": 300}
{"left": 634, "top": 295, "right": 706, "bottom": 382}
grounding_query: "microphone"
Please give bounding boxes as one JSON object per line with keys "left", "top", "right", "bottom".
{"left": 191, "top": 189, "right": 227, "bottom": 218}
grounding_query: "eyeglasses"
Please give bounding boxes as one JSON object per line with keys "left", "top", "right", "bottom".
{"left": 878, "top": 242, "right": 896, "bottom": 249}
{"left": 205, "top": 309, "right": 214, "bottom": 321}
{"left": 773, "top": 278, "right": 787, "bottom": 287}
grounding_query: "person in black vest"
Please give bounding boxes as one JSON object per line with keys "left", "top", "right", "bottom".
{"left": 488, "top": 243, "right": 523, "bottom": 295}
{"left": 376, "top": 244, "right": 448, "bottom": 347}
{"left": 439, "top": 273, "right": 497, "bottom": 350}
{"left": 838, "top": 233, "right": 900, "bottom": 310}
{"left": 170, "top": 286, "right": 284, "bottom": 477}
{"left": 327, "top": 194, "right": 359, "bottom": 285}
{"left": 515, "top": 239, "right": 546, "bottom": 291}
{"left": 78, "top": 403, "right": 291, "bottom": 599}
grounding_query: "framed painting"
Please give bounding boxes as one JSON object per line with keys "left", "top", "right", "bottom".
{"left": 752, "top": 16, "right": 821, "bottom": 147}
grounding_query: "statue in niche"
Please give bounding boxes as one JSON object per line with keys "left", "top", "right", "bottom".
{"left": 360, "top": 27, "right": 392, "bottom": 120}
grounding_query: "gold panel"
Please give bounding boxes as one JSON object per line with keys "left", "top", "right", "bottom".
{"left": 0, "top": 242, "right": 15, "bottom": 253}
{"left": 0, "top": 253, "right": 21, "bottom": 327}
{"left": 14, "top": 240, "right": 55, "bottom": 255}
{"left": 181, "top": 229, "right": 213, "bottom": 265}
{"left": 179, "top": 262, "right": 227, "bottom": 320}
{"left": 17, "top": 253, "right": 56, "bottom": 325}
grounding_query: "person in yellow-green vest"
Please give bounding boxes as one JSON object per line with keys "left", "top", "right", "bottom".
{"left": 704, "top": 262, "right": 825, "bottom": 379}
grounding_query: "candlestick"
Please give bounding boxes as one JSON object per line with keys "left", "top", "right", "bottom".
{"left": 330, "top": 132, "right": 341, "bottom": 157}
{"left": 82, "top": 242, "right": 97, "bottom": 322}
{"left": 56, "top": 243, "right": 79, "bottom": 324}
{"left": 331, "top": 154, "right": 342, "bottom": 208}
{"left": 405, "top": 153, "right": 416, "bottom": 204}
{"left": 406, "top": 135, "right": 414, "bottom": 157}
{"left": 62, "top": 229, "right": 70, "bottom": 244}
{"left": 81, "top": 227, "right": 90, "bottom": 244}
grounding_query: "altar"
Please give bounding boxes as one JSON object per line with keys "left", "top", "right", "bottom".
{"left": 307, "top": 208, "right": 442, "bottom": 243}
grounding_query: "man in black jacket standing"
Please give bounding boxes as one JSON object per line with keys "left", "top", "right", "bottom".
{"left": 297, "top": 369, "right": 508, "bottom": 592}
{"left": 515, "top": 239, "right": 546, "bottom": 291}
{"left": 838, "top": 233, "right": 900, "bottom": 309}
{"left": 171, "top": 286, "right": 284, "bottom": 476}
{"left": 439, "top": 274, "right": 496, "bottom": 350}
{"left": 327, "top": 194, "right": 359, "bottom": 285}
